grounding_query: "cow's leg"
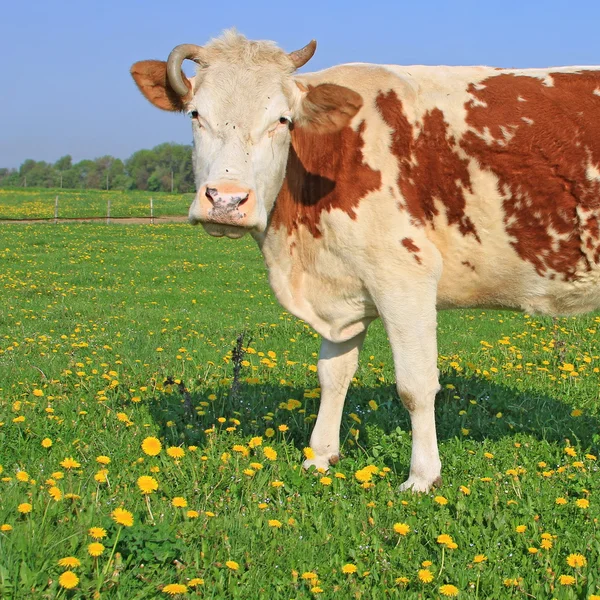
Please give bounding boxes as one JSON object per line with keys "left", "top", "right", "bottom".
{"left": 303, "top": 331, "right": 367, "bottom": 471}
{"left": 378, "top": 285, "right": 441, "bottom": 493}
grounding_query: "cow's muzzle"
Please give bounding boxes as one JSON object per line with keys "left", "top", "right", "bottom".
{"left": 189, "top": 183, "right": 257, "bottom": 237}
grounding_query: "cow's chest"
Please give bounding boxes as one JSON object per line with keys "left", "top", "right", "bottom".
{"left": 259, "top": 232, "right": 377, "bottom": 343}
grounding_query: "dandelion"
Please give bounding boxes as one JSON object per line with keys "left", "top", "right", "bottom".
{"left": 17, "top": 503, "right": 32, "bottom": 514}
{"left": 188, "top": 578, "right": 204, "bottom": 587}
{"left": 576, "top": 498, "right": 590, "bottom": 509}
{"left": 566, "top": 554, "right": 587, "bottom": 568}
{"left": 141, "top": 437, "right": 162, "bottom": 456}
{"left": 163, "top": 584, "right": 188, "bottom": 595}
{"left": 473, "top": 554, "right": 487, "bottom": 563}
{"left": 342, "top": 564, "right": 358, "bottom": 574}
{"left": 302, "top": 572, "right": 318, "bottom": 580}
{"left": 96, "top": 455, "right": 110, "bottom": 465}
{"left": 167, "top": 446, "right": 185, "bottom": 459}
{"left": 541, "top": 539, "right": 553, "bottom": 550}
{"left": 437, "top": 534, "right": 454, "bottom": 546}
{"left": 88, "top": 543, "right": 105, "bottom": 557}
{"left": 263, "top": 447, "right": 277, "bottom": 461}
{"left": 172, "top": 497, "right": 187, "bottom": 508}
{"left": 559, "top": 575, "right": 576, "bottom": 585}
{"left": 41, "top": 438, "right": 52, "bottom": 448}
{"left": 248, "top": 436, "right": 263, "bottom": 448}
{"left": 58, "top": 557, "right": 81, "bottom": 568}
{"left": 515, "top": 525, "right": 527, "bottom": 533}
{"left": 368, "top": 400, "right": 378, "bottom": 410}
{"left": 137, "top": 476, "right": 159, "bottom": 495}
{"left": 439, "top": 584, "right": 459, "bottom": 597}
{"left": 418, "top": 569, "right": 434, "bottom": 583}
{"left": 48, "top": 486, "right": 63, "bottom": 501}
{"left": 311, "top": 587, "right": 323, "bottom": 593}
{"left": 60, "top": 457, "right": 81, "bottom": 469}
{"left": 187, "top": 510, "right": 199, "bottom": 518}
{"left": 395, "top": 576, "right": 410, "bottom": 585}
{"left": 271, "top": 480, "right": 284, "bottom": 488}
{"left": 1, "top": 524, "right": 13, "bottom": 532}
{"left": 556, "top": 497, "right": 568, "bottom": 505}
{"left": 278, "top": 424, "right": 289, "bottom": 432}
{"left": 111, "top": 507, "right": 134, "bottom": 527}
{"left": 303, "top": 447, "right": 315, "bottom": 460}
{"left": 32, "top": 389, "right": 44, "bottom": 397}
{"left": 88, "top": 527, "right": 107, "bottom": 539}
{"left": 16, "top": 472, "right": 29, "bottom": 482}
{"left": 459, "top": 485, "right": 470, "bottom": 495}
{"left": 320, "top": 477, "right": 332, "bottom": 486}
{"left": 226, "top": 560, "right": 239, "bottom": 571}
{"left": 58, "top": 571, "right": 79, "bottom": 589}
{"left": 393, "top": 523, "right": 410, "bottom": 535}
{"left": 268, "top": 519, "right": 282, "bottom": 528}
{"left": 434, "top": 496, "right": 448, "bottom": 505}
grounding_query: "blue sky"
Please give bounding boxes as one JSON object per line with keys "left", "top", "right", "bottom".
{"left": 2, "top": 0, "right": 600, "bottom": 168}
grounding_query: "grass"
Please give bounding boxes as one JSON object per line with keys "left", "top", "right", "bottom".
{"left": 0, "top": 188, "right": 193, "bottom": 219}
{"left": 0, "top": 223, "right": 599, "bottom": 599}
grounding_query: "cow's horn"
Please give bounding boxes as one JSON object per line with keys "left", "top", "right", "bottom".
{"left": 288, "top": 40, "right": 317, "bottom": 69}
{"left": 167, "top": 44, "right": 206, "bottom": 96}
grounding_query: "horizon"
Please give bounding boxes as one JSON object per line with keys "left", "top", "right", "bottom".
{"left": 2, "top": 0, "right": 600, "bottom": 168}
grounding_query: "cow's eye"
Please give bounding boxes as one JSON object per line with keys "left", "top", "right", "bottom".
{"left": 190, "top": 110, "right": 199, "bottom": 119}
{"left": 279, "top": 116, "right": 292, "bottom": 125}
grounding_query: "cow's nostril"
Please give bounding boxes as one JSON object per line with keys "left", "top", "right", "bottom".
{"left": 205, "top": 187, "right": 218, "bottom": 203}
{"left": 237, "top": 194, "right": 250, "bottom": 206}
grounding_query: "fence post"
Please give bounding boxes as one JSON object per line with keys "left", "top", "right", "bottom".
{"left": 150, "top": 197, "right": 154, "bottom": 225}
{"left": 54, "top": 196, "right": 59, "bottom": 224}
{"left": 107, "top": 199, "right": 111, "bottom": 225}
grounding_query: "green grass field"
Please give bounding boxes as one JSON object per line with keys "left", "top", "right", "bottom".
{"left": 0, "top": 189, "right": 193, "bottom": 220}
{"left": 0, "top": 224, "right": 599, "bottom": 599}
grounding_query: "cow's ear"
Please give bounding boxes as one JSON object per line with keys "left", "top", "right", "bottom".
{"left": 130, "top": 60, "right": 194, "bottom": 112}
{"left": 296, "top": 83, "right": 363, "bottom": 133}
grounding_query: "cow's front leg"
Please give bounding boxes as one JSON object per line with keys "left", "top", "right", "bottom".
{"left": 303, "top": 331, "right": 367, "bottom": 471}
{"left": 378, "top": 282, "right": 442, "bottom": 492}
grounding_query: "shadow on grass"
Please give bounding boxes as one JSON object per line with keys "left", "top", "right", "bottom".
{"left": 146, "top": 371, "right": 600, "bottom": 465}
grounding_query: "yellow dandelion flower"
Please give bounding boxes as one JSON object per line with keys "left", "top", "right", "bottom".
{"left": 41, "top": 438, "right": 52, "bottom": 448}
{"left": 58, "top": 557, "right": 81, "bottom": 568}
{"left": 437, "top": 534, "right": 454, "bottom": 545}
{"left": 515, "top": 525, "right": 527, "bottom": 533}
{"left": 278, "top": 424, "right": 289, "bottom": 432}
{"left": 559, "top": 575, "right": 576, "bottom": 585}
{"left": 528, "top": 547, "right": 538, "bottom": 554}
{"left": 393, "top": 523, "right": 410, "bottom": 536}
{"left": 576, "top": 498, "right": 590, "bottom": 509}
{"left": 188, "top": 578, "right": 204, "bottom": 587}
{"left": 137, "top": 476, "right": 159, "bottom": 495}
{"left": 473, "top": 554, "right": 487, "bottom": 563}
{"left": 271, "top": 480, "right": 284, "bottom": 488}
{"left": 302, "top": 572, "right": 318, "bottom": 580}
{"left": 1, "top": 524, "right": 13, "bottom": 532}
{"left": 418, "top": 569, "right": 434, "bottom": 583}
{"left": 166, "top": 447, "right": 185, "bottom": 459}
{"left": 58, "top": 571, "right": 79, "bottom": 589}
{"left": 187, "top": 510, "right": 199, "bottom": 518}
{"left": 459, "top": 485, "right": 471, "bottom": 495}
{"left": 111, "top": 507, "right": 134, "bottom": 527}
{"left": 320, "top": 477, "right": 332, "bottom": 486}
{"left": 368, "top": 400, "right": 378, "bottom": 411}
{"left": 566, "top": 553, "right": 587, "bottom": 568}
{"left": 263, "top": 447, "right": 277, "bottom": 461}
{"left": 88, "top": 543, "right": 105, "bottom": 557}
{"left": 342, "top": 564, "right": 358, "bottom": 574}
{"left": 268, "top": 519, "right": 282, "bottom": 528}
{"left": 16, "top": 471, "right": 29, "bottom": 482}
{"left": 541, "top": 539, "right": 553, "bottom": 550}
{"left": 564, "top": 447, "right": 577, "bottom": 457}
{"left": 96, "top": 455, "right": 110, "bottom": 465}
{"left": 555, "top": 497, "right": 568, "bottom": 505}
{"left": 265, "top": 428, "right": 275, "bottom": 438}
{"left": 422, "top": 561, "right": 433, "bottom": 567}
{"left": 94, "top": 469, "right": 108, "bottom": 483}
{"left": 395, "top": 576, "right": 410, "bottom": 585}
{"left": 141, "top": 437, "right": 162, "bottom": 456}
{"left": 88, "top": 527, "right": 107, "bottom": 539}
{"left": 434, "top": 496, "right": 448, "bottom": 505}
{"left": 172, "top": 497, "right": 187, "bottom": 508}
{"left": 60, "top": 457, "right": 81, "bottom": 469}
{"left": 32, "top": 389, "right": 44, "bottom": 397}
{"left": 248, "top": 436, "right": 263, "bottom": 448}
{"left": 439, "top": 584, "right": 459, "bottom": 597}
{"left": 48, "top": 486, "right": 62, "bottom": 501}
{"left": 303, "top": 447, "right": 315, "bottom": 460}
{"left": 163, "top": 583, "right": 188, "bottom": 595}
{"left": 226, "top": 560, "right": 239, "bottom": 571}
{"left": 311, "top": 586, "right": 323, "bottom": 593}
{"left": 17, "top": 503, "right": 32, "bottom": 514}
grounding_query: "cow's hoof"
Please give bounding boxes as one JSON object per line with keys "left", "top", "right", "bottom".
{"left": 303, "top": 454, "right": 339, "bottom": 472}
{"left": 399, "top": 475, "right": 442, "bottom": 493}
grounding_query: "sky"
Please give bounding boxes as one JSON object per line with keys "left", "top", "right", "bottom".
{"left": 2, "top": 0, "right": 600, "bottom": 169}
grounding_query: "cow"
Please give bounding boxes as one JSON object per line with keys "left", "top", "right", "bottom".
{"left": 131, "top": 30, "right": 600, "bottom": 492}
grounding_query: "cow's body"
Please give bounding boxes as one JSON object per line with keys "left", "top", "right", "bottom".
{"left": 132, "top": 33, "right": 600, "bottom": 492}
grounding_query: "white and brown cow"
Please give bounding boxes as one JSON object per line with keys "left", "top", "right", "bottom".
{"left": 131, "top": 31, "right": 600, "bottom": 492}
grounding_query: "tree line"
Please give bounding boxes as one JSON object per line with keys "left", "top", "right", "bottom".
{"left": 0, "top": 143, "right": 195, "bottom": 193}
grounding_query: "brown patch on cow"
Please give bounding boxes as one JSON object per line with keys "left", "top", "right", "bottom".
{"left": 461, "top": 260, "right": 476, "bottom": 272}
{"left": 328, "top": 455, "right": 340, "bottom": 466}
{"left": 376, "top": 90, "right": 480, "bottom": 242}
{"left": 401, "top": 237, "right": 422, "bottom": 264}
{"left": 270, "top": 122, "right": 382, "bottom": 237}
{"left": 301, "top": 83, "right": 364, "bottom": 134}
{"left": 130, "top": 60, "right": 192, "bottom": 112}
{"left": 461, "top": 72, "right": 600, "bottom": 280}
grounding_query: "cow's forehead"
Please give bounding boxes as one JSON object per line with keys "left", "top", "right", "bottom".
{"left": 194, "top": 63, "right": 294, "bottom": 123}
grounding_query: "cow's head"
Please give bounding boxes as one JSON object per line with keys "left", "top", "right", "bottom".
{"left": 131, "top": 31, "right": 362, "bottom": 238}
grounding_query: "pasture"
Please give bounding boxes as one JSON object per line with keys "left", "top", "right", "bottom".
{"left": 0, "top": 189, "right": 193, "bottom": 220}
{"left": 0, "top": 223, "right": 599, "bottom": 599}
